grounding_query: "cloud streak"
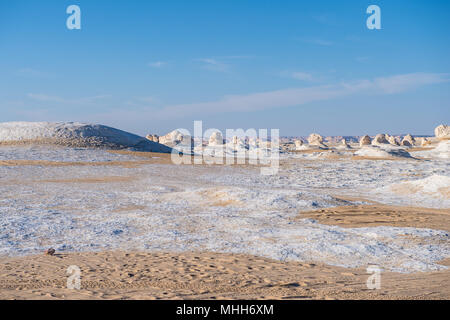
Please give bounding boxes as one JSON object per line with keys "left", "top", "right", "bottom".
{"left": 27, "top": 93, "right": 111, "bottom": 105}
{"left": 291, "top": 72, "right": 315, "bottom": 82}
{"left": 148, "top": 61, "right": 167, "bottom": 68}
{"left": 195, "top": 58, "right": 230, "bottom": 73}
{"left": 154, "top": 73, "right": 449, "bottom": 119}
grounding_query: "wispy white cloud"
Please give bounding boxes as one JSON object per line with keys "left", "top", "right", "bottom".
{"left": 148, "top": 61, "right": 167, "bottom": 68}
{"left": 16, "top": 68, "right": 55, "bottom": 78}
{"left": 27, "top": 93, "right": 111, "bottom": 105}
{"left": 216, "top": 55, "right": 255, "bottom": 60}
{"left": 124, "top": 96, "right": 160, "bottom": 107}
{"left": 135, "top": 96, "right": 159, "bottom": 104}
{"left": 194, "top": 55, "right": 254, "bottom": 73}
{"left": 27, "top": 93, "right": 65, "bottom": 103}
{"left": 373, "top": 73, "right": 449, "bottom": 94}
{"left": 299, "top": 38, "right": 334, "bottom": 46}
{"left": 20, "top": 73, "right": 449, "bottom": 124}
{"left": 195, "top": 58, "right": 230, "bottom": 73}
{"left": 153, "top": 73, "right": 449, "bottom": 119}
{"left": 291, "top": 72, "right": 315, "bottom": 81}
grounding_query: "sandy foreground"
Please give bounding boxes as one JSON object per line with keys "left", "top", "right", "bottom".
{"left": 1, "top": 203, "right": 449, "bottom": 300}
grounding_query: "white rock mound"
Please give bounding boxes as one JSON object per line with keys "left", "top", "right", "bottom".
{"left": 372, "top": 134, "right": 389, "bottom": 146}
{"left": 0, "top": 122, "right": 172, "bottom": 152}
{"left": 387, "top": 135, "right": 400, "bottom": 146}
{"left": 337, "top": 138, "right": 351, "bottom": 149}
{"left": 294, "top": 139, "right": 309, "bottom": 151}
{"left": 413, "top": 140, "right": 450, "bottom": 159}
{"left": 355, "top": 145, "right": 413, "bottom": 159}
{"left": 159, "top": 130, "right": 191, "bottom": 146}
{"left": 401, "top": 134, "right": 415, "bottom": 147}
{"left": 307, "top": 133, "right": 328, "bottom": 149}
{"left": 231, "top": 136, "right": 241, "bottom": 145}
{"left": 146, "top": 134, "right": 159, "bottom": 143}
{"left": 416, "top": 137, "right": 431, "bottom": 146}
{"left": 226, "top": 136, "right": 247, "bottom": 152}
{"left": 359, "top": 135, "right": 372, "bottom": 146}
{"left": 435, "top": 124, "right": 450, "bottom": 139}
{"left": 208, "top": 131, "right": 224, "bottom": 146}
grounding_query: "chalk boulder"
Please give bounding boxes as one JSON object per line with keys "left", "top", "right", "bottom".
{"left": 209, "top": 131, "right": 224, "bottom": 146}
{"left": 294, "top": 139, "right": 303, "bottom": 148}
{"left": 359, "top": 135, "right": 372, "bottom": 146}
{"left": 146, "top": 134, "right": 159, "bottom": 143}
{"left": 340, "top": 138, "right": 351, "bottom": 149}
{"left": 387, "top": 135, "right": 400, "bottom": 146}
{"left": 159, "top": 130, "right": 192, "bottom": 147}
{"left": 372, "top": 134, "right": 389, "bottom": 146}
{"left": 307, "top": 133, "right": 327, "bottom": 148}
{"left": 435, "top": 125, "right": 450, "bottom": 139}
{"left": 401, "top": 134, "right": 415, "bottom": 147}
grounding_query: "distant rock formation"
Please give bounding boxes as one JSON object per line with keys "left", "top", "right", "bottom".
{"left": 435, "top": 124, "right": 450, "bottom": 139}
{"left": 420, "top": 137, "right": 432, "bottom": 146}
{"left": 372, "top": 134, "right": 389, "bottom": 146}
{"left": 159, "top": 130, "right": 193, "bottom": 147}
{"left": 340, "top": 138, "right": 351, "bottom": 149}
{"left": 227, "top": 136, "right": 247, "bottom": 151}
{"left": 294, "top": 139, "right": 304, "bottom": 150}
{"left": 359, "top": 135, "right": 372, "bottom": 146}
{"left": 231, "top": 136, "right": 240, "bottom": 145}
{"left": 324, "top": 136, "right": 359, "bottom": 144}
{"left": 308, "top": 133, "right": 327, "bottom": 148}
{"left": 401, "top": 134, "right": 415, "bottom": 147}
{"left": 387, "top": 135, "right": 400, "bottom": 146}
{"left": 146, "top": 134, "right": 159, "bottom": 143}
{"left": 259, "top": 140, "right": 271, "bottom": 148}
{"left": 208, "top": 131, "right": 224, "bottom": 146}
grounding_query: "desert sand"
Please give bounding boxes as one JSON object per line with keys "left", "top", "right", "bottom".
{"left": 1, "top": 250, "right": 449, "bottom": 300}
{"left": 0, "top": 202, "right": 449, "bottom": 300}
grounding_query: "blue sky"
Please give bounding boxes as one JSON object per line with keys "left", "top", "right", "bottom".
{"left": 1, "top": 0, "right": 449, "bottom": 136}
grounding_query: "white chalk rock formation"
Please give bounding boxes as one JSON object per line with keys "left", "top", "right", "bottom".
{"left": 226, "top": 136, "right": 247, "bottom": 152}
{"left": 359, "top": 135, "right": 372, "bottom": 146}
{"left": 208, "top": 131, "right": 224, "bottom": 146}
{"left": 259, "top": 140, "right": 271, "bottom": 148}
{"left": 401, "top": 134, "right": 415, "bottom": 147}
{"left": 307, "top": 133, "right": 323, "bottom": 145}
{"left": 435, "top": 125, "right": 450, "bottom": 139}
{"left": 0, "top": 122, "right": 172, "bottom": 153}
{"left": 387, "top": 135, "right": 400, "bottom": 146}
{"left": 231, "top": 136, "right": 240, "bottom": 145}
{"left": 159, "top": 130, "right": 193, "bottom": 148}
{"left": 146, "top": 134, "right": 159, "bottom": 143}
{"left": 372, "top": 134, "right": 389, "bottom": 146}
{"left": 339, "top": 138, "right": 351, "bottom": 149}
{"left": 248, "top": 138, "right": 258, "bottom": 148}
{"left": 307, "top": 133, "right": 327, "bottom": 148}
{"left": 416, "top": 137, "right": 430, "bottom": 146}
{"left": 294, "top": 139, "right": 304, "bottom": 150}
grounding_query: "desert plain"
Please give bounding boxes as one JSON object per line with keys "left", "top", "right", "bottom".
{"left": 0, "top": 122, "right": 449, "bottom": 300}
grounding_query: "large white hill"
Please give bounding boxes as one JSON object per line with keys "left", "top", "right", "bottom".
{"left": 0, "top": 122, "right": 172, "bottom": 153}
